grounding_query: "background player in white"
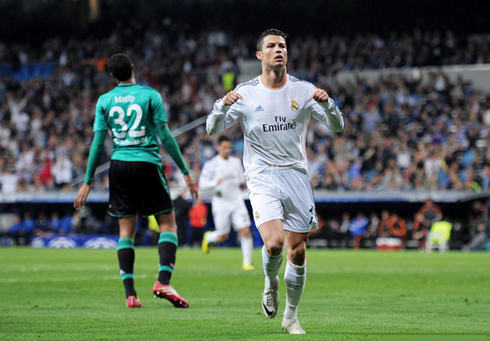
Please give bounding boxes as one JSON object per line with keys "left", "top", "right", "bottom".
{"left": 206, "top": 29, "right": 344, "bottom": 334}
{"left": 199, "top": 135, "right": 254, "bottom": 270}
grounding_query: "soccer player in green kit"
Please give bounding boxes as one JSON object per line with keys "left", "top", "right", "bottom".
{"left": 74, "top": 54, "right": 198, "bottom": 309}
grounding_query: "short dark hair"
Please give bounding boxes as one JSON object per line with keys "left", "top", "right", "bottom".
{"left": 107, "top": 54, "right": 133, "bottom": 81}
{"left": 217, "top": 135, "right": 231, "bottom": 145}
{"left": 256, "top": 28, "right": 288, "bottom": 51}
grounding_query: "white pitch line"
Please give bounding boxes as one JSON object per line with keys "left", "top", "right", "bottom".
{"left": 0, "top": 274, "right": 148, "bottom": 283}
{"left": 0, "top": 266, "right": 115, "bottom": 273}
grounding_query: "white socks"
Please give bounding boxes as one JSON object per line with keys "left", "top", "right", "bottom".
{"left": 241, "top": 235, "right": 253, "bottom": 266}
{"left": 206, "top": 231, "right": 219, "bottom": 243}
{"left": 283, "top": 259, "right": 306, "bottom": 319}
{"left": 262, "top": 245, "right": 283, "bottom": 289}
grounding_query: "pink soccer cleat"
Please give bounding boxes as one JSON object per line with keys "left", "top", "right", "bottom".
{"left": 152, "top": 281, "right": 189, "bottom": 308}
{"left": 126, "top": 296, "right": 142, "bottom": 308}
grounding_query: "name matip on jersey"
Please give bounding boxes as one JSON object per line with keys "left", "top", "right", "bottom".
{"left": 94, "top": 83, "right": 167, "bottom": 166}
{"left": 199, "top": 155, "right": 246, "bottom": 212}
{"left": 206, "top": 75, "right": 344, "bottom": 177}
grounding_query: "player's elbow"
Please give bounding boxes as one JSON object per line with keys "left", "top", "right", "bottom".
{"left": 331, "top": 122, "right": 344, "bottom": 132}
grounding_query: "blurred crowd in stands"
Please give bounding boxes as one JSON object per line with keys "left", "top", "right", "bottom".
{"left": 1, "top": 28, "right": 490, "bottom": 196}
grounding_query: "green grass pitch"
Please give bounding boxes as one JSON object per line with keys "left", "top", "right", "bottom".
{"left": 0, "top": 248, "right": 489, "bottom": 340}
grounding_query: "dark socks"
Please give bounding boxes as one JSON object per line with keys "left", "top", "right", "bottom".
{"left": 157, "top": 232, "right": 178, "bottom": 285}
{"left": 117, "top": 238, "right": 136, "bottom": 298}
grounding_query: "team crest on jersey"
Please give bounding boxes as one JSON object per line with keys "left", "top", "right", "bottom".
{"left": 291, "top": 100, "right": 299, "bottom": 111}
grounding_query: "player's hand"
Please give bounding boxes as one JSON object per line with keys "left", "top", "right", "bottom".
{"left": 74, "top": 183, "right": 91, "bottom": 210}
{"left": 311, "top": 89, "right": 330, "bottom": 103}
{"left": 222, "top": 91, "right": 243, "bottom": 106}
{"left": 184, "top": 174, "right": 199, "bottom": 200}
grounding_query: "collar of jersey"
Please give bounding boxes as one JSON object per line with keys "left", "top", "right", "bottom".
{"left": 260, "top": 75, "right": 287, "bottom": 90}
{"left": 118, "top": 83, "right": 136, "bottom": 87}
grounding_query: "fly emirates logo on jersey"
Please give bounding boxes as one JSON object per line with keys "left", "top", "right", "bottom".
{"left": 263, "top": 116, "right": 297, "bottom": 133}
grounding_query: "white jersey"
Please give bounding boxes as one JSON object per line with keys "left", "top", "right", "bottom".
{"left": 199, "top": 155, "right": 246, "bottom": 212}
{"left": 207, "top": 75, "right": 344, "bottom": 178}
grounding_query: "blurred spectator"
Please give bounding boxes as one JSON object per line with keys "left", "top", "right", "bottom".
{"left": 463, "top": 201, "right": 488, "bottom": 251}
{"left": 8, "top": 212, "right": 35, "bottom": 245}
{"left": 336, "top": 212, "right": 351, "bottom": 248}
{"left": 0, "top": 165, "right": 18, "bottom": 194}
{"left": 387, "top": 213, "right": 408, "bottom": 247}
{"left": 412, "top": 199, "right": 442, "bottom": 249}
{"left": 349, "top": 212, "right": 369, "bottom": 250}
{"left": 188, "top": 198, "right": 207, "bottom": 247}
{"left": 52, "top": 153, "right": 73, "bottom": 189}
{"left": 221, "top": 66, "right": 236, "bottom": 92}
{"left": 72, "top": 206, "right": 98, "bottom": 234}
{"left": 56, "top": 214, "right": 73, "bottom": 235}
{"left": 377, "top": 210, "right": 391, "bottom": 237}
{"left": 364, "top": 212, "right": 379, "bottom": 248}
{"left": 8, "top": 215, "right": 23, "bottom": 244}
{"left": 35, "top": 212, "right": 50, "bottom": 236}
{"left": 48, "top": 212, "right": 62, "bottom": 234}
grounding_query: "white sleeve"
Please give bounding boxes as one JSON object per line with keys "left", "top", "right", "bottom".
{"left": 198, "top": 160, "right": 218, "bottom": 191}
{"left": 309, "top": 97, "right": 344, "bottom": 132}
{"left": 206, "top": 98, "right": 242, "bottom": 136}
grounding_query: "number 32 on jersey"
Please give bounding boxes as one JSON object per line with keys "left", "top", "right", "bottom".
{"left": 109, "top": 104, "right": 146, "bottom": 139}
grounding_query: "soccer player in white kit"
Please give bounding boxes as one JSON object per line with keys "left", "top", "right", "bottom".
{"left": 206, "top": 29, "right": 344, "bottom": 334}
{"left": 199, "top": 135, "right": 255, "bottom": 270}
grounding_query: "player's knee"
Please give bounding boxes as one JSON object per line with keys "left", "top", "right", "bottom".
{"left": 159, "top": 223, "right": 177, "bottom": 234}
{"left": 266, "top": 241, "right": 284, "bottom": 256}
{"left": 289, "top": 246, "right": 306, "bottom": 265}
{"left": 218, "top": 234, "right": 229, "bottom": 242}
{"left": 240, "top": 227, "right": 251, "bottom": 237}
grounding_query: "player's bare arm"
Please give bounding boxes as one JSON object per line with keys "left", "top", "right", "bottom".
{"left": 311, "top": 89, "right": 330, "bottom": 103}
{"left": 74, "top": 183, "right": 91, "bottom": 210}
{"left": 184, "top": 174, "right": 199, "bottom": 200}
{"left": 222, "top": 91, "right": 243, "bottom": 106}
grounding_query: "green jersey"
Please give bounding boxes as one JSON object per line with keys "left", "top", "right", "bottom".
{"left": 94, "top": 83, "right": 167, "bottom": 165}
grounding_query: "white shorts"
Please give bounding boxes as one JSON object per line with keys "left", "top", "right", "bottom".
{"left": 247, "top": 167, "right": 318, "bottom": 233}
{"left": 213, "top": 201, "right": 251, "bottom": 236}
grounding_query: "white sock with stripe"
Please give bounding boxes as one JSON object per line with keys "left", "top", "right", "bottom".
{"left": 283, "top": 259, "right": 306, "bottom": 319}
{"left": 262, "top": 245, "right": 283, "bottom": 289}
{"left": 206, "top": 231, "right": 219, "bottom": 243}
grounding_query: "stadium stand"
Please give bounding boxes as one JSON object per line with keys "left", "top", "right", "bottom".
{"left": 1, "top": 27, "right": 490, "bottom": 250}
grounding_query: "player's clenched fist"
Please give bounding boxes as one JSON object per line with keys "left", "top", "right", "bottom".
{"left": 223, "top": 91, "right": 243, "bottom": 106}
{"left": 311, "top": 89, "right": 330, "bottom": 103}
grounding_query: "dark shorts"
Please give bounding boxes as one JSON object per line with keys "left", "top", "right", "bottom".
{"left": 108, "top": 160, "right": 174, "bottom": 218}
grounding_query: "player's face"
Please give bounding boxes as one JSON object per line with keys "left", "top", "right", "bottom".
{"left": 218, "top": 141, "right": 232, "bottom": 159}
{"left": 256, "top": 35, "right": 287, "bottom": 70}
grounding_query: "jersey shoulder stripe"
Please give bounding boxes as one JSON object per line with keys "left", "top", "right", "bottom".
{"left": 288, "top": 75, "right": 315, "bottom": 87}
{"left": 235, "top": 77, "right": 259, "bottom": 91}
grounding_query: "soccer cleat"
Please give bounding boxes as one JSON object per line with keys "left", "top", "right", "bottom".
{"left": 242, "top": 264, "right": 255, "bottom": 271}
{"left": 126, "top": 296, "right": 142, "bottom": 308}
{"left": 282, "top": 317, "right": 306, "bottom": 334}
{"left": 202, "top": 231, "right": 212, "bottom": 254}
{"left": 262, "top": 288, "right": 279, "bottom": 318}
{"left": 153, "top": 281, "right": 189, "bottom": 308}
